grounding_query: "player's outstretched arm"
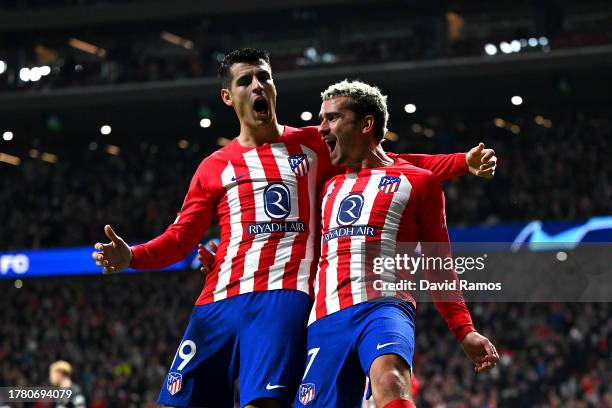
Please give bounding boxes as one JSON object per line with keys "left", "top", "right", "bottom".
{"left": 461, "top": 331, "right": 500, "bottom": 373}
{"left": 395, "top": 142, "right": 496, "bottom": 180}
{"left": 91, "top": 224, "right": 132, "bottom": 274}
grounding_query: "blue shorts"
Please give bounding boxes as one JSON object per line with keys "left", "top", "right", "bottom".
{"left": 295, "top": 299, "right": 415, "bottom": 408}
{"left": 157, "top": 289, "right": 312, "bottom": 407}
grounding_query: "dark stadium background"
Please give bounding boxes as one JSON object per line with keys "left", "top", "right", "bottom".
{"left": 1, "top": 1, "right": 611, "bottom": 407}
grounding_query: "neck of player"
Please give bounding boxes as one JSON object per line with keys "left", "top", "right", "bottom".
{"left": 346, "top": 143, "right": 393, "bottom": 171}
{"left": 237, "top": 120, "right": 284, "bottom": 147}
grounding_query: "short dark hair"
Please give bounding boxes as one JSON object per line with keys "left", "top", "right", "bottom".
{"left": 218, "top": 48, "right": 271, "bottom": 89}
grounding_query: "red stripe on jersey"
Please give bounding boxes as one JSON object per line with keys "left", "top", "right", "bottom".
{"left": 226, "top": 156, "right": 256, "bottom": 298}
{"left": 315, "top": 179, "right": 342, "bottom": 320}
{"left": 252, "top": 145, "right": 284, "bottom": 292}
{"left": 282, "top": 143, "right": 311, "bottom": 290}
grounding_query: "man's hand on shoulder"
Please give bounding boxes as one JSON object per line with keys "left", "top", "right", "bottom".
{"left": 466, "top": 142, "right": 497, "bottom": 179}
{"left": 91, "top": 225, "right": 132, "bottom": 274}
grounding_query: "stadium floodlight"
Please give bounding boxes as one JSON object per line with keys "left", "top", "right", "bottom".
{"left": 29, "top": 67, "right": 42, "bottom": 82}
{"left": 404, "top": 104, "right": 416, "bottom": 114}
{"left": 511, "top": 96, "right": 523, "bottom": 106}
{"left": 301, "top": 111, "right": 313, "bottom": 121}
{"left": 528, "top": 38, "right": 538, "bottom": 47}
{"left": 40, "top": 66, "right": 51, "bottom": 76}
{"left": 0, "top": 60, "right": 6, "bottom": 74}
{"left": 100, "top": 125, "right": 112, "bottom": 135}
{"left": 510, "top": 40, "right": 521, "bottom": 53}
{"left": 538, "top": 36, "right": 549, "bottom": 46}
{"left": 200, "top": 118, "right": 212, "bottom": 128}
{"left": 3, "top": 131, "right": 14, "bottom": 141}
{"left": 19, "top": 67, "right": 31, "bottom": 82}
{"left": 499, "top": 42, "right": 512, "bottom": 54}
{"left": 484, "top": 43, "right": 497, "bottom": 56}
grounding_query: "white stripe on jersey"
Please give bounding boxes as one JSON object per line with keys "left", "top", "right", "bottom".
{"left": 240, "top": 148, "right": 269, "bottom": 294}
{"left": 215, "top": 162, "right": 243, "bottom": 301}
{"left": 297, "top": 145, "right": 318, "bottom": 294}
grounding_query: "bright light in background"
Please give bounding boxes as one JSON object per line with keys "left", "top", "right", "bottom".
{"left": 528, "top": 38, "right": 538, "bottom": 47}
{"left": 539, "top": 36, "right": 549, "bottom": 46}
{"left": 499, "top": 42, "right": 512, "bottom": 54}
{"left": 100, "top": 125, "right": 112, "bottom": 135}
{"left": 511, "top": 95, "right": 523, "bottom": 106}
{"left": 40, "top": 66, "right": 51, "bottom": 76}
{"left": 29, "top": 67, "right": 42, "bottom": 82}
{"left": 301, "top": 111, "right": 313, "bottom": 121}
{"left": 520, "top": 39, "right": 528, "bottom": 48}
{"left": 200, "top": 118, "right": 212, "bottom": 128}
{"left": 0, "top": 61, "right": 6, "bottom": 74}
{"left": 404, "top": 104, "right": 416, "bottom": 114}
{"left": 3, "top": 131, "right": 14, "bottom": 141}
{"left": 19, "top": 68, "right": 31, "bottom": 82}
{"left": 510, "top": 40, "right": 521, "bottom": 53}
{"left": 484, "top": 43, "right": 497, "bottom": 55}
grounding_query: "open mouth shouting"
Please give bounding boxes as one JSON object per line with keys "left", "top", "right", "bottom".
{"left": 253, "top": 96, "right": 270, "bottom": 120}
{"left": 324, "top": 135, "right": 338, "bottom": 155}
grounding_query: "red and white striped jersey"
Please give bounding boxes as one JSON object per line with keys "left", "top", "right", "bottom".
{"left": 311, "top": 157, "right": 474, "bottom": 340}
{"left": 131, "top": 126, "right": 333, "bottom": 304}
{"left": 129, "top": 125, "right": 469, "bottom": 306}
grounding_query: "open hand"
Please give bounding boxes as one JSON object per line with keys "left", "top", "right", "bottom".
{"left": 92, "top": 225, "right": 132, "bottom": 274}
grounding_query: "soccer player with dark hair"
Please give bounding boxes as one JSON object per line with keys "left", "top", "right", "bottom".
{"left": 93, "top": 49, "right": 495, "bottom": 408}
{"left": 294, "top": 80, "right": 499, "bottom": 408}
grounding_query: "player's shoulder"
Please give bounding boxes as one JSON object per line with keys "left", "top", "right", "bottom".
{"left": 281, "top": 125, "right": 321, "bottom": 144}
{"left": 390, "top": 158, "right": 439, "bottom": 190}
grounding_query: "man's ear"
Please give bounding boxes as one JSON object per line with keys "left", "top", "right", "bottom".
{"left": 221, "top": 88, "right": 233, "bottom": 107}
{"left": 362, "top": 115, "right": 375, "bottom": 135}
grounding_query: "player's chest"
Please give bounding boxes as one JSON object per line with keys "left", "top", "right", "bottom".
{"left": 220, "top": 143, "right": 318, "bottom": 216}
{"left": 322, "top": 171, "right": 412, "bottom": 231}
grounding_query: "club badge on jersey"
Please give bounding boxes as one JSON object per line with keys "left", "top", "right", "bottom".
{"left": 298, "top": 383, "right": 316, "bottom": 405}
{"left": 167, "top": 372, "right": 183, "bottom": 395}
{"left": 288, "top": 154, "right": 310, "bottom": 176}
{"left": 378, "top": 176, "right": 401, "bottom": 193}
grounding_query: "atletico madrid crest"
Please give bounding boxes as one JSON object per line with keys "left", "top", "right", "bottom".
{"left": 288, "top": 154, "right": 310, "bottom": 176}
{"left": 298, "top": 383, "right": 316, "bottom": 405}
{"left": 378, "top": 176, "right": 401, "bottom": 193}
{"left": 167, "top": 372, "right": 183, "bottom": 395}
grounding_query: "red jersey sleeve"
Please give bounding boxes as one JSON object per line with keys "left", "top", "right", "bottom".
{"left": 392, "top": 152, "right": 468, "bottom": 181}
{"left": 130, "top": 158, "right": 219, "bottom": 270}
{"left": 418, "top": 173, "right": 475, "bottom": 341}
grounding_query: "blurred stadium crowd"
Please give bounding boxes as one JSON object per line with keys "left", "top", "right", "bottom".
{"left": 1, "top": 108, "right": 610, "bottom": 250}
{"left": 1, "top": 0, "right": 611, "bottom": 90}
{"left": 1, "top": 273, "right": 610, "bottom": 408}
{"left": 2, "top": 2, "right": 612, "bottom": 407}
